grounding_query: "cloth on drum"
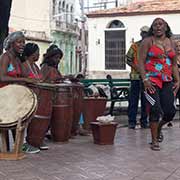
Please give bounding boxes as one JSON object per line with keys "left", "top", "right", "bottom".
{"left": 95, "top": 84, "right": 111, "bottom": 98}
{"left": 85, "top": 84, "right": 110, "bottom": 98}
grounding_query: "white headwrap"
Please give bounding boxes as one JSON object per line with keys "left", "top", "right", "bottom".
{"left": 3, "top": 31, "right": 25, "bottom": 50}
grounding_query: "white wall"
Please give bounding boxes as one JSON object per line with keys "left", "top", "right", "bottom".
{"left": 87, "top": 13, "right": 180, "bottom": 77}
{"left": 9, "top": 0, "right": 51, "bottom": 38}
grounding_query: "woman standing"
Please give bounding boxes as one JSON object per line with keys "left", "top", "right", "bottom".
{"left": 138, "top": 18, "right": 179, "bottom": 151}
{"left": 175, "top": 40, "right": 180, "bottom": 102}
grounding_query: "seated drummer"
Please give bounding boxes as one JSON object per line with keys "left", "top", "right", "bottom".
{"left": 40, "top": 44, "right": 63, "bottom": 82}
{"left": 0, "top": 31, "right": 35, "bottom": 86}
{"left": 21, "top": 43, "right": 42, "bottom": 80}
{"left": 21, "top": 43, "right": 48, "bottom": 154}
{"left": 0, "top": 31, "right": 37, "bottom": 146}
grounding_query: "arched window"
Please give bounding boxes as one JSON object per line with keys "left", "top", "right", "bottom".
{"left": 105, "top": 20, "right": 126, "bottom": 70}
{"left": 108, "top": 20, "right": 125, "bottom": 28}
{"left": 70, "top": 5, "right": 73, "bottom": 23}
{"left": 66, "top": 4, "right": 69, "bottom": 22}
{"left": 58, "top": 1, "right": 61, "bottom": 13}
{"left": 62, "top": 1, "right": 65, "bottom": 21}
{"left": 52, "top": 0, "right": 56, "bottom": 15}
{"left": 62, "top": 1, "right": 65, "bottom": 11}
{"left": 58, "top": 1, "right": 62, "bottom": 21}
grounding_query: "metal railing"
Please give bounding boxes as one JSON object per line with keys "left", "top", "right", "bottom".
{"left": 51, "top": 19, "right": 80, "bottom": 35}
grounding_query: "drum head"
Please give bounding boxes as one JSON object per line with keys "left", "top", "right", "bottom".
{"left": 0, "top": 84, "right": 37, "bottom": 127}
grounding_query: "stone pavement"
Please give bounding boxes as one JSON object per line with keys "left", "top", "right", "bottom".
{"left": 1, "top": 113, "right": 180, "bottom": 180}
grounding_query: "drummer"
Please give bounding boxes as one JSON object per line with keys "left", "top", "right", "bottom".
{"left": 0, "top": 31, "right": 35, "bottom": 85}
{"left": 21, "top": 42, "right": 42, "bottom": 80}
{"left": 21, "top": 43, "right": 48, "bottom": 154}
{"left": 0, "top": 31, "right": 37, "bottom": 145}
{"left": 40, "top": 44, "right": 63, "bottom": 82}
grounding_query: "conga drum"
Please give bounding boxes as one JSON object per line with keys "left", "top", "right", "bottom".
{"left": 0, "top": 84, "right": 37, "bottom": 160}
{"left": 51, "top": 83, "right": 73, "bottom": 142}
{"left": 71, "top": 83, "right": 84, "bottom": 136}
{"left": 27, "top": 83, "right": 54, "bottom": 147}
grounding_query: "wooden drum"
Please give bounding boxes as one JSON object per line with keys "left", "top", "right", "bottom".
{"left": 0, "top": 84, "right": 37, "bottom": 128}
{"left": 0, "top": 84, "right": 38, "bottom": 159}
{"left": 51, "top": 83, "right": 73, "bottom": 142}
{"left": 71, "top": 83, "right": 84, "bottom": 136}
{"left": 27, "top": 83, "right": 54, "bottom": 147}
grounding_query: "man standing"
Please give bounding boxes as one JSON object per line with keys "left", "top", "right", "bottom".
{"left": 126, "top": 26, "right": 149, "bottom": 129}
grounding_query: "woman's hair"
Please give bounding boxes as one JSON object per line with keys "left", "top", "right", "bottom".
{"left": 20, "top": 43, "right": 39, "bottom": 62}
{"left": 147, "top": 18, "right": 173, "bottom": 38}
{"left": 3, "top": 31, "right": 25, "bottom": 50}
{"left": 40, "top": 44, "right": 63, "bottom": 67}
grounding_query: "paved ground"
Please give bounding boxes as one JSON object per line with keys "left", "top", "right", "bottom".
{"left": 0, "top": 111, "right": 180, "bottom": 180}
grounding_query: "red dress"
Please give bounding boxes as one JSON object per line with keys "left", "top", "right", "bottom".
{"left": 145, "top": 44, "right": 175, "bottom": 88}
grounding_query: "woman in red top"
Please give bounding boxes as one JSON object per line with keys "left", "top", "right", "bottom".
{"left": 22, "top": 43, "right": 42, "bottom": 80}
{"left": 139, "top": 18, "right": 180, "bottom": 151}
{"left": 0, "top": 31, "right": 37, "bottom": 148}
{"left": 21, "top": 43, "right": 46, "bottom": 154}
{"left": 40, "top": 45, "right": 63, "bottom": 82}
{"left": 0, "top": 31, "right": 34, "bottom": 85}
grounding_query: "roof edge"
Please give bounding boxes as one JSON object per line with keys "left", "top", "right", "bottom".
{"left": 87, "top": 10, "right": 180, "bottom": 18}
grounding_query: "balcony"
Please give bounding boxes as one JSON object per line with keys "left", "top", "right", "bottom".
{"left": 51, "top": 19, "right": 80, "bottom": 36}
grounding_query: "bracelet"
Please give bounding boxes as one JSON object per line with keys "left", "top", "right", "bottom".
{"left": 142, "top": 78, "right": 149, "bottom": 82}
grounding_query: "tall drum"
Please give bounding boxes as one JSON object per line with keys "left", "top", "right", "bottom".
{"left": 27, "top": 83, "right": 54, "bottom": 147}
{"left": 51, "top": 83, "right": 73, "bottom": 142}
{"left": 71, "top": 83, "right": 84, "bottom": 136}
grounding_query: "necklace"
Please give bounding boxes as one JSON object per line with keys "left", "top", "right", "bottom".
{"left": 155, "top": 37, "right": 166, "bottom": 46}
{"left": 26, "top": 61, "right": 40, "bottom": 80}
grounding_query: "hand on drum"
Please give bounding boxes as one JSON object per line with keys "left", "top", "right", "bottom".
{"left": 24, "top": 78, "right": 42, "bottom": 84}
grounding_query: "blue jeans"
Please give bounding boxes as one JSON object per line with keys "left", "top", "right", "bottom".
{"left": 128, "top": 80, "right": 147, "bottom": 127}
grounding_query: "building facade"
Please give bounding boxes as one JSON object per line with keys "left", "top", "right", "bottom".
{"left": 50, "top": 0, "right": 80, "bottom": 75}
{"left": 9, "top": 0, "right": 80, "bottom": 74}
{"left": 87, "top": 0, "right": 180, "bottom": 78}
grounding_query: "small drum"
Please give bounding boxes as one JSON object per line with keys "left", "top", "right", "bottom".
{"left": 71, "top": 83, "right": 84, "bottom": 136}
{"left": 51, "top": 83, "right": 73, "bottom": 142}
{"left": 0, "top": 84, "right": 37, "bottom": 128}
{"left": 27, "top": 82, "right": 54, "bottom": 147}
{"left": 83, "top": 97, "right": 107, "bottom": 131}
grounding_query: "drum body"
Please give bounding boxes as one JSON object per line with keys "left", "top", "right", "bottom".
{"left": 27, "top": 83, "right": 54, "bottom": 147}
{"left": 0, "top": 84, "right": 37, "bottom": 128}
{"left": 51, "top": 84, "right": 73, "bottom": 142}
{"left": 71, "top": 83, "right": 84, "bottom": 136}
{"left": 83, "top": 97, "right": 107, "bottom": 131}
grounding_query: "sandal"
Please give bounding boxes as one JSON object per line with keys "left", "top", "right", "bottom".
{"left": 150, "top": 142, "right": 160, "bottom": 151}
{"left": 157, "top": 132, "right": 164, "bottom": 143}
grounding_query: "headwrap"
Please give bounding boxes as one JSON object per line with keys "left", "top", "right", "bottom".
{"left": 3, "top": 31, "right": 25, "bottom": 50}
{"left": 41, "top": 44, "right": 63, "bottom": 67}
{"left": 43, "top": 44, "right": 63, "bottom": 59}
